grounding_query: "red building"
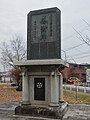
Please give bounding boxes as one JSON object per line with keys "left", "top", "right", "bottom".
{"left": 63, "top": 63, "right": 90, "bottom": 82}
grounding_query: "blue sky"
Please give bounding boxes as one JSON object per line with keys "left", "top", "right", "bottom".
{"left": 0, "top": 0, "right": 90, "bottom": 69}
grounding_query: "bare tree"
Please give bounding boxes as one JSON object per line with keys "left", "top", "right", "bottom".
{"left": 73, "top": 27, "right": 90, "bottom": 47}
{"left": 0, "top": 35, "right": 26, "bottom": 89}
{"left": 0, "top": 35, "right": 26, "bottom": 68}
{"left": 73, "top": 20, "right": 90, "bottom": 47}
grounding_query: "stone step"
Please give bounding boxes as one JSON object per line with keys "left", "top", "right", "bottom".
{"left": 13, "top": 115, "right": 62, "bottom": 120}
{"left": 62, "top": 116, "right": 87, "bottom": 120}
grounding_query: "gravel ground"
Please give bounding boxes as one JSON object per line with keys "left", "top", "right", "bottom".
{"left": 0, "top": 102, "right": 90, "bottom": 120}
{"left": 63, "top": 104, "right": 90, "bottom": 120}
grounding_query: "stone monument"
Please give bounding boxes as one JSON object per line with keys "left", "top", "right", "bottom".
{"left": 14, "top": 7, "right": 68, "bottom": 119}
{"left": 27, "top": 7, "right": 61, "bottom": 60}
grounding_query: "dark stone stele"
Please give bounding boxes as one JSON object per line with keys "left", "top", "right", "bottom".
{"left": 27, "top": 7, "right": 61, "bottom": 60}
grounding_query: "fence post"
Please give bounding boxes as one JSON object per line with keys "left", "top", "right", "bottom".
{"left": 84, "top": 87, "right": 86, "bottom": 93}
{"left": 70, "top": 85, "right": 72, "bottom": 91}
{"left": 76, "top": 85, "right": 78, "bottom": 101}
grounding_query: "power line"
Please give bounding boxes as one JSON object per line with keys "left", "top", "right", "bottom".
{"left": 69, "top": 50, "right": 90, "bottom": 57}
{"left": 62, "top": 20, "right": 90, "bottom": 63}
{"left": 65, "top": 42, "right": 85, "bottom": 51}
{"left": 73, "top": 27, "right": 90, "bottom": 46}
{"left": 68, "top": 54, "right": 90, "bottom": 60}
{"left": 62, "top": 26, "right": 89, "bottom": 41}
{"left": 82, "top": 19, "right": 90, "bottom": 28}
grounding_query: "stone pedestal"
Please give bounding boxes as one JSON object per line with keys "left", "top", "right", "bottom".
{"left": 22, "top": 70, "right": 30, "bottom": 105}
{"left": 59, "top": 73, "right": 64, "bottom": 103}
{"left": 14, "top": 59, "right": 68, "bottom": 119}
{"left": 15, "top": 102, "right": 68, "bottom": 119}
{"left": 50, "top": 70, "right": 60, "bottom": 106}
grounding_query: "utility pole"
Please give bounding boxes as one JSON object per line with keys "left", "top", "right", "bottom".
{"left": 61, "top": 50, "right": 68, "bottom": 83}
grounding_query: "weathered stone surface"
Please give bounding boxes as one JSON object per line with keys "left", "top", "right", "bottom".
{"left": 15, "top": 102, "right": 68, "bottom": 119}
{"left": 63, "top": 104, "right": 90, "bottom": 120}
{"left": 14, "top": 59, "right": 68, "bottom": 67}
{"left": 27, "top": 7, "right": 61, "bottom": 60}
{"left": 0, "top": 102, "right": 90, "bottom": 120}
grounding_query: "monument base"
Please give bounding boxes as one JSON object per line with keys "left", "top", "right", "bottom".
{"left": 15, "top": 102, "right": 68, "bottom": 119}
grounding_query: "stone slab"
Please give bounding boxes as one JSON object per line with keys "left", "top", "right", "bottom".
{"left": 27, "top": 7, "right": 61, "bottom": 60}
{"left": 15, "top": 102, "right": 68, "bottom": 119}
{"left": 14, "top": 59, "right": 68, "bottom": 67}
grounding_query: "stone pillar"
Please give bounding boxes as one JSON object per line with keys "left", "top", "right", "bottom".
{"left": 49, "top": 69, "right": 59, "bottom": 106}
{"left": 22, "top": 68, "right": 30, "bottom": 104}
{"left": 59, "top": 72, "right": 64, "bottom": 103}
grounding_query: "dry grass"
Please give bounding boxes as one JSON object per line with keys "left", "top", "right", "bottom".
{"left": 0, "top": 83, "right": 90, "bottom": 104}
{"left": 64, "top": 90, "right": 90, "bottom": 104}
{"left": 0, "top": 83, "right": 22, "bottom": 103}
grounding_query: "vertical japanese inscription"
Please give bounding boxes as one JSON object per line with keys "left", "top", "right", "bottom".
{"left": 27, "top": 7, "right": 61, "bottom": 59}
{"left": 34, "top": 21, "right": 36, "bottom": 40}
{"left": 40, "top": 16, "right": 48, "bottom": 41}
{"left": 50, "top": 15, "right": 53, "bottom": 37}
